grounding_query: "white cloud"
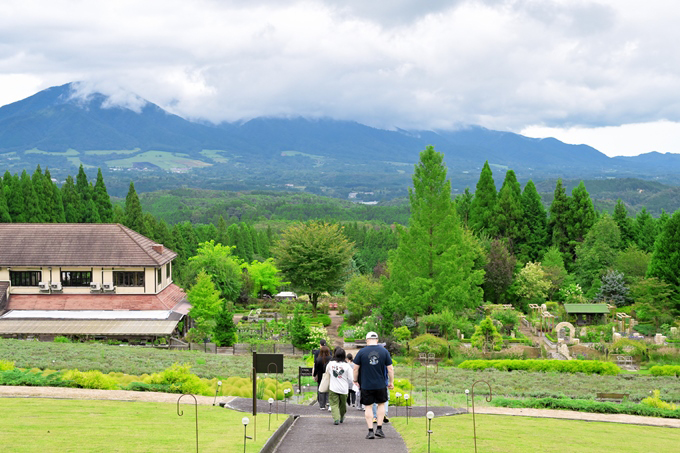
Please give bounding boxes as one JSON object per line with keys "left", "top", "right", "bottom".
{"left": 522, "top": 120, "right": 680, "bottom": 157}
{"left": 1, "top": 0, "right": 680, "bottom": 155}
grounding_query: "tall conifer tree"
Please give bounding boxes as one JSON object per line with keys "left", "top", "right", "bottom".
{"left": 30, "top": 166, "right": 48, "bottom": 222}
{"left": 0, "top": 179, "right": 11, "bottom": 222}
{"left": 567, "top": 181, "right": 596, "bottom": 244}
{"left": 4, "top": 172, "right": 23, "bottom": 222}
{"left": 647, "top": 210, "right": 680, "bottom": 289}
{"left": 634, "top": 207, "right": 657, "bottom": 253}
{"left": 124, "top": 181, "right": 146, "bottom": 234}
{"left": 519, "top": 180, "right": 548, "bottom": 262}
{"left": 93, "top": 168, "right": 113, "bottom": 223}
{"left": 469, "top": 161, "right": 497, "bottom": 234}
{"left": 44, "top": 168, "right": 66, "bottom": 223}
{"left": 61, "top": 176, "right": 82, "bottom": 223}
{"left": 613, "top": 199, "right": 635, "bottom": 247}
{"left": 494, "top": 170, "right": 524, "bottom": 246}
{"left": 385, "top": 146, "right": 485, "bottom": 325}
{"left": 548, "top": 179, "right": 571, "bottom": 258}
{"left": 19, "top": 170, "right": 41, "bottom": 223}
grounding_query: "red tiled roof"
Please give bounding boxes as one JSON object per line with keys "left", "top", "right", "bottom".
{"left": 0, "top": 223, "right": 176, "bottom": 267}
{"left": 7, "top": 284, "right": 188, "bottom": 312}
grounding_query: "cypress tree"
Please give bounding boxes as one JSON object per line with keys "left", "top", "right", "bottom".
{"left": 44, "top": 168, "right": 66, "bottom": 223}
{"left": 240, "top": 223, "right": 254, "bottom": 262}
{"left": 216, "top": 215, "right": 228, "bottom": 245}
{"left": 4, "top": 172, "right": 23, "bottom": 222}
{"left": 385, "top": 146, "right": 485, "bottom": 322}
{"left": 494, "top": 169, "right": 524, "bottom": 246}
{"left": 124, "top": 181, "right": 146, "bottom": 234}
{"left": 93, "top": 168, "right": 113, "bottom": 223}
{"left": 567, "top": 181, "right": 596, "bottom": 244}
{"left": 19, "top": 170, "right": 41, "bottom": 223}
{"left": 519, "top": 180, "right": 548, "bottom": 262}
{"left": 548, "top": 179, "right": 570, "bottom": 257}
{"left": 61, "top": 176, "right": 82, "bottom": 223}
{"left": 634, "top": 207, "right": 657, "bottom": 253}
{"left": 469, "top": 161, "right": 497, "bottom": 234}
{"left": 30, "top": 166, "right": 49, "bottom": 222}
{"left": 0, "top": 179, "right": 11, "bottom": 222}
{"left": 647, "top": 210, "right": 680, "bottom": 288}
{"left": 455, "top": 187, "right": 473, "bottom": 228}
{"left": 613, "top": 199, "right": 635, "bottom": 247}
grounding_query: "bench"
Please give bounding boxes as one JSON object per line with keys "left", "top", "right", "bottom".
{"left": 616, "top": 355, "right": 633, "bottom": 366}
{"left": 355, "top": 339, "right": 367, "bottom": 348}
{"left": 596, "top": 392, "right": 629, "bottom": 403}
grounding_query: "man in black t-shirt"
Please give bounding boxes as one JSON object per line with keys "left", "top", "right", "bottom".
{"left": 353, "top": 331, "right": 393, "bottom": 440}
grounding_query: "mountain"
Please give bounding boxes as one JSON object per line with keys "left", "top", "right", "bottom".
{"left": 2, "top": 82, "right": 680, "bottom": 200}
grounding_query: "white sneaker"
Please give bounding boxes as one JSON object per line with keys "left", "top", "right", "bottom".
{"left": 328, "top": 406, "right": 332, "bottom": 411}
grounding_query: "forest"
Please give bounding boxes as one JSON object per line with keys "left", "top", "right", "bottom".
{"left": 1, "top": 153, "right": 678, "bottom": 340}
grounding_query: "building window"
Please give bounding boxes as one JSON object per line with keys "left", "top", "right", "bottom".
{"left": 113, "top": 271, "right": 145, "bottom": 287}
{"left": 61, "top": 271, "right": 92, "bottom": 287}
{"left": 10, "top": 271, "right": 41, "bottom": 286}
{"left": 157, "top": 268, "right": 162, "bottom": 285}
{"left": 166, "top": 263, "right": 171, "bottom": 280}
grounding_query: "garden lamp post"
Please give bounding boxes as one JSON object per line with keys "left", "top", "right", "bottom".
{"left": 213, "top": 381, "right": 222, "bottom": 406}
{"left": 426, "top": 411, "right": 434, "bottom": 453}
{"left": 395, "top": 392, "right": 402, "bottom": 417}
{"left": 465, "top": 389, "right": 470, "bottom": 413}
{"left": 242, "top": 417, "right": 252, "bottom": 453}
{"left": 284, "top": 388, "right": 290, "bottom": 414}
{"left": 268, "top": 398, "right": 274, "bottom": 430}
{"left": 404, "top": 393, "right": 410, "bottom": 424}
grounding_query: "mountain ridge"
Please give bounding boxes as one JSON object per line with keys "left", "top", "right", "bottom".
{"left": 1, "top": 82, "right": 680, "bottom": 197}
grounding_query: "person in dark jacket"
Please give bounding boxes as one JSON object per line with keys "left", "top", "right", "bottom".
{"left": 313, "top": 345, "right": 331, "bottom": 410}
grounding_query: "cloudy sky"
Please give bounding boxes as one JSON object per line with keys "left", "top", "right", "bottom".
{"left": 1, "top": 0, "right": 679, "bottom": 156}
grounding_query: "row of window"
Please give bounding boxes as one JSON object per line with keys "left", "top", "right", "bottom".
{"left": 9, "top": 270, "right": 170, "bottom": 287}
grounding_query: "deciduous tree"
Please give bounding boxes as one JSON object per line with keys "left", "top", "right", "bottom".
{"left": 273, "top": 221, "right": 354, "bottom": 315}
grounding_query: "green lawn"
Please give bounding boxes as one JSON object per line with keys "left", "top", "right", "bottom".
{"left": 105, "top": 150, "right": 211, "bottom": 170}
{"left": 393, "top": 414, "right": 679, "bottom": 453}
{"left": 0, "top": 398, "right": 282, "bottom": 453}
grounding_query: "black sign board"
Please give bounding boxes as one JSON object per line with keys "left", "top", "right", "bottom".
{"left": 254, "top": 353, "right": 284, "bottom": 374}
{"left": 299, "top": 367, "right": 313, "bottom": 377}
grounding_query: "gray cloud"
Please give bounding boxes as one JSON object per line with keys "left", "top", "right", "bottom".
{"left": 0, "top": 0, "right": 680, "bottom": 141}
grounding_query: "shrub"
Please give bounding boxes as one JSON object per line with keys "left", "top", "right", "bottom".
{"left": 308, "top": 314, "right": 332, "bottom": 327}
{"left": 409, "top": 334, "right": 449, "bottom": 358}
{"left": 492, "top": 397, "right": 680, "bottom": 419}
{"left": 124, "top": 382, "right": 174, "bottom": 393}
{"left": 393, "top": 326, "right": 412, "bottom": 342}
{"left": 53, "top": 336, "right": 72, "bottom": 343}
{"left": 650, "top": 365, "right": 680, "bottom": 377}
{"left": 0, "top": 359, "right": 15, "bottom": 371}
{"left": 458, "top": 359, "right": 621, "bottom": 375}
{"left": 0, "top": 369, "right": 70, "bottom": 387}
{"left": 143, "top": 362, "right": 211, "bottom": 396}
{"left": 62, "top": 369, "right": 119, "bottom": 390}
{"left": 641, "top": 390, "right": 678, "bottom": 411}
{"left": 470, "top": 317, "right": 503, "bottom": 352}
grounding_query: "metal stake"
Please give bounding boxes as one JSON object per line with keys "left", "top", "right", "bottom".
{"left": 471, "top": 380, "right": 493, "bottom": 453}
{"left": 177, "top": 394, "right": 199, "bottom": 453}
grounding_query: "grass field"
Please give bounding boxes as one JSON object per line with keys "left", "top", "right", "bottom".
{"left": 84, "top": 148, "right": 140, "bottom": 155}
{"left": 393, "top": 414, "right": 679, "bottom": 452}
{"left": 0, "top": 398, "right": 281, "bottom": 453}
{"left": 105, "top": 150, "right": 211, "bottom": 170}
{"left": 200, "top": 149, "right": 231, "bottom": 163}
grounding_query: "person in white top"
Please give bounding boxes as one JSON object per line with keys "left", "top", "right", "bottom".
{"left": 326, "top": 347, "right": 354, "bottom": 425}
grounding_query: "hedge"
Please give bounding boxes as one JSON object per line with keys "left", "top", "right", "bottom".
{"left": 492, "top": 397, "right": 680, "bottom": 419}
{"left": 458, "top": 359, "right": 620, "bottom": 375}
{"left": 650, "top": 365, "right": 680, "bottom": 377}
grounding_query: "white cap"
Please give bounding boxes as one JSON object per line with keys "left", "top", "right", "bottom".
{"left": 366, "top": 331, "right": 379, "bottom": 339}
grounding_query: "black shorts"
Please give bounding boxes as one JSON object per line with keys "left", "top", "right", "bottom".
{"left": 360, "top": 388, "right": 388, "bottom": 406}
